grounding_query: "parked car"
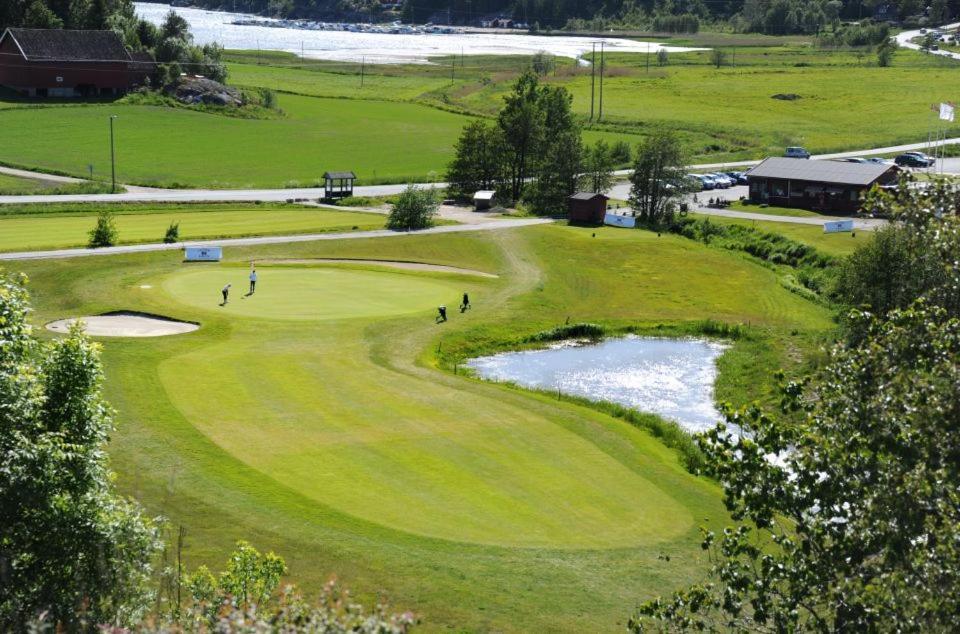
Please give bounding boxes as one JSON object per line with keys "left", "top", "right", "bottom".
{"left": 706, "top": 173, "right": 733, "bottom": 188}
{"left": 685, "top": 174, "right": 705, "bottom": 191}
{"left": 838, "top": 157, "right": 869, "bottom": 163}
{"left": 895, "top": 152, "right": 936, "bottom": 167}
{"left": 694, "top": 174, "right": 717, "bottom": 189}
{"left": 784, "top": 146, "right": 811, "bottom": 159}
{"left": 725, "top": 171, "right": 748, "bottom": 185}
{"left": 866, "top": 157, "right": 891, "bottom": 165}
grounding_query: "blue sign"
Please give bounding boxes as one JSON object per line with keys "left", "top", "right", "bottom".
{"left": 184, "top": 247, "right": 222, "bottom": 261}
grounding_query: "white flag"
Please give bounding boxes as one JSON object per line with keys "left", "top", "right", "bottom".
{"left": 940, "top": 102, "right": 955, "bottom": 122}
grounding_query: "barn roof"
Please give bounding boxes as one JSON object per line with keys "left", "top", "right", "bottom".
{"left": 746, "top": 157, "right": 897, "bottom": 186}
{"left": 473, "top": 190, "right": 496, "bottom": 200}
{"left": 569, "top": 192, "right": 608, "bottom": 201}
{"left": 1, "top": 28, "right": 132, "bottom": 62}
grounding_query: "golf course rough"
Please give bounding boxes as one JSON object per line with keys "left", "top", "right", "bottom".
{"left": 159, "top": 263, "right": 694, "bottom": 548}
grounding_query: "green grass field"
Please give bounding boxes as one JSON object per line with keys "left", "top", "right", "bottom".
{"left": 0, "top": 96, "right": 475, "bottom": 188}
{"left": 9, "top": 221, "right": 836, "bottom": 631}
{"left": 700, "top": 214, "right": 867, "bottom": 256}
{"left": 1, "top": 45, "right": 957, "bottom": 188}
{"left": 0, "top": 204, "right": 385, "bottom": 252}
{"left": 0, "top": 173, "right": 50, "bottom": 193}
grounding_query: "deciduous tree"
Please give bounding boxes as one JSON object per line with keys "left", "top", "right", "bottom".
{"left": 0, "top": 273, "right": 161, "bottom": 630}
{"left": 628, "top": 129, "right": 689, "bottom": 224}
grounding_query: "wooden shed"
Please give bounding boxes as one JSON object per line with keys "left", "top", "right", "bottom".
{"left": 323, "top": 171, "right": 356, "bottom": 199}
{"left": 473, "top": 190, "right": 497, "bottom": 210}
{"left": 568, "top": 192, "right": 609, "bottom": 224}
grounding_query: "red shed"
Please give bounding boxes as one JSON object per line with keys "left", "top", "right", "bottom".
{"left": 0, "top": 28, "right": 151, "bottom": 97}
{"left": 567, "top": 192, "right": 609, "bottom": 225}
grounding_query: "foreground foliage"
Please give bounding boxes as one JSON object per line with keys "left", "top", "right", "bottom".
{"left": 632, "top": 189, "right": 960, "bottom": 632}
{"left": 0, "top": 273, "right": 161, "bottom": 629}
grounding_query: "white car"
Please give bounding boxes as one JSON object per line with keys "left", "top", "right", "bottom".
{"left": 707, "top": 173, "right": 733, "bottom": 188}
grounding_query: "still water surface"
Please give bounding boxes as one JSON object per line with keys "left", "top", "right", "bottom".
{"left": 467, "top": 336, "right": 727, "bottom": 433}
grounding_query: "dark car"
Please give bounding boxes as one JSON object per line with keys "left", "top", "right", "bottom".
{"left": 725, "top": 171, "right": 749, "bottom": 185}
{"left": 895, "top": 152, "right": 935, "bottom": 168}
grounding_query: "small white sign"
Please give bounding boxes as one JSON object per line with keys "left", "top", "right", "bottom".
{"left": 184, "top": 246, "right": 222, "bottom": 261}
{"left": 823, "top": 220, "right": 854, "bottom": 234}
{"left": 604, "top": 213, "right": 636, "bottom": 228}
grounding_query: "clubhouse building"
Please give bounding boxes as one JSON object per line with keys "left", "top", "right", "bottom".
{"left": 0, "top": 28, "right": 152, "bottom": 97}
{"left": 745, "top": 158, "right": 900, "bottom": 213}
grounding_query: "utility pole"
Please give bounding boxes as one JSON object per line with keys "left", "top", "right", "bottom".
{"left": 109, "top": 115, "right": 117, "bottom": 194}
{"left": 590, "top": 42, "right": 596, "bottom": 121}
{"left": 360, "top": 55, "right": 365, "bottom": 87}
{"left": 646, "top": 45, "right": 650, "bottom": 73}
{"left": 598, "top": 41, "right": 605, "bottom": 120}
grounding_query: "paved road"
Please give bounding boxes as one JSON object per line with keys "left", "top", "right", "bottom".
{"left": 0, "top": 217, "right": 553, "bottom": 261}
{"left": 6, "top": 134, "right": 960, "bottom": 206}
{"left": 0, "top": 165, "right": 87, "bottom": 185}
{"left": 0, "top": 181, "right": 446, "bottom": 205}
{"left": 896, "top": 23, "right": 960, "bottom": 60}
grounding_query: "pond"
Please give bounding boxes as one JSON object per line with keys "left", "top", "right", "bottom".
{"left": 467, "top": 336, "right": 728, "bottom": 433}
{"left": 135, "top": 2, "right": 705, "bottom": 64}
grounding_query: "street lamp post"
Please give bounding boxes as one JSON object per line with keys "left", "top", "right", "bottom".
{"left": 109, "top": 115, "right": 117, "bottom": 193}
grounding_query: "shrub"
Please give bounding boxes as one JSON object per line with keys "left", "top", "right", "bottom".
{"left": 525, "top": 322, "right": 606, "bottom": 342}
{"left": 88, "top": 210, "right": 118, "bottom": 248}
{"left": 163, "top": 221, "right": 180, "bottom": 244}
{"left": 386, "top": 185, "right": 439, "bottom": 231}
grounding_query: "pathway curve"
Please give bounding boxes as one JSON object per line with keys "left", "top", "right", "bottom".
{"left": 896, "top": 23, "right": 960, "bottom": 60}
{"left": 0, "top": 217, "right": 553, "bottom": 261}
{"left": 0, "top": 165, "right": 87, "bottom": 185}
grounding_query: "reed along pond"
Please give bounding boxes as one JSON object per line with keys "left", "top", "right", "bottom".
{"left": 467, "top": 336, "right": 728, "bottom": 433}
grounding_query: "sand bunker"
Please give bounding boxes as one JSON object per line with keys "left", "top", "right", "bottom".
{"left": 258, "top": 258, "right": 499, "bottom": 278}
{"left": 46, "top": 312, "right": 199, "bottom": 337}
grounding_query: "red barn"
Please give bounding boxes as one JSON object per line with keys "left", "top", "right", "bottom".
{"left": 0, "top": 28, "right": 151, "bottom": 97}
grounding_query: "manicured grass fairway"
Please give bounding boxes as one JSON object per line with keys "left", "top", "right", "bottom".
{"left": 0, "top": 205, "right": 384, "bottom": 252}
{"left": 14, "top": 224, "right": 835, "bottom": 631}
{"left": 166, "top": 266, "right": 460, "bottom": 322}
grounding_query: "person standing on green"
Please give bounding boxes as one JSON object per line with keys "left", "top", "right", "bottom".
{"left": 249, "top": 267, "right": 258, "bottom": 295}
{"left": 221, "top": 283, "right": 231, "bottom": 305}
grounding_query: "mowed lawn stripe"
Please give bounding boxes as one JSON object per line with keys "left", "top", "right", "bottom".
{"left": 0, "top": 206, "right": 385, "bottom": 252}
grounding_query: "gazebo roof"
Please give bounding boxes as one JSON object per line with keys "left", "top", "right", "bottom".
{"left": 323, "top": 171, "right": 356, "bottom": 180}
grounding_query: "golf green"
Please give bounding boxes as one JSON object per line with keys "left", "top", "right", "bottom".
{"left": 162, "top": 265, "right": 464, "bottom": 321}
{"left": 158, "top": 262, "right": 693, "bottom": 548}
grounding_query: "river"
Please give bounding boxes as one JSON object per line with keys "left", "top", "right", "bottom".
{"left": 134, "top": 2, "right": 704, "bottom": 64}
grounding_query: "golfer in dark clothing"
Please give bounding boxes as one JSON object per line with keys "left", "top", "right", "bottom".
{"left": 221, "top": 283, "right": 231, "bottom": 305}
{"left": 460, "top": 292, "right": 471, "bottom": 312}
{"left": 437, "top": 305, "right": 447, "bottom": 322}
